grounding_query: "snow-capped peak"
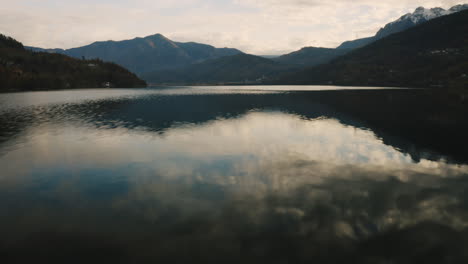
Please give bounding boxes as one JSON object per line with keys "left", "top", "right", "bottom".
{"left": 407, "top": 7, "right": 448, "bottom": 23}
{"left": 394, "top": 4, "right": 468, "bottom": 24}
{"left": 340, "top": 3, "right": 467, "bottom": 49}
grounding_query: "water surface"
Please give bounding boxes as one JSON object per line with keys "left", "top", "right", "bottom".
{"left": 1, "top": 86, "right": 467, "bottom": 263}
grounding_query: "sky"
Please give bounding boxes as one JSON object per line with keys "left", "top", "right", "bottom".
{"left": 0, "top": 0, "right": 466, "bottom": 55}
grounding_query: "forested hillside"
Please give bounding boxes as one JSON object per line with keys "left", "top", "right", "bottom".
{"left": 0, "top": 34, "right": 146, "bottom": 92}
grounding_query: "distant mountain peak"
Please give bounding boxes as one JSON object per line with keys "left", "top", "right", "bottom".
{"left": 144, "top": 33, "right": 173, "bottom": 43}
{"left": 142, "top": 33, "right": 180, "bottom": 49}
{"left": 145, "top": 33, "right": 169, "bottom": 40}
{"left": 394, "top": 4, "right": 467, "bottom": 25}
{"left": 396, "top": 6, "right": 446, "bottom": 24}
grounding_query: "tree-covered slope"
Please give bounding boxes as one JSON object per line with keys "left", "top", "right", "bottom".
{"left": 0, "top": 34, "right": 146, "bottom": 92}
{"left": 275, "top": 10, "right": 468, "bottom": 89}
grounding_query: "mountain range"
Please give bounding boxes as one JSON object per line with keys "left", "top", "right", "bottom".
{"left": 28, "top": 34, "right": 242, "bottom": 74}
{"left": 141, "top": 53, "right": 297, "bottom": 84}
{"left": 141, "top": 47, "right": 353, "bottom": 84}
{"left": 19, "top": 4, "right": 468, "bottom": 89}
{"left": 143, "top": 5, "right": 468, "bottom": 86}
{"left": 274, "top": 9, "right": 468, "bottom": 89}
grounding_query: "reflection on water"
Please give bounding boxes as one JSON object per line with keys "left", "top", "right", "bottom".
{"left": 0, "top": 87, "right": 467, "bottom": 263}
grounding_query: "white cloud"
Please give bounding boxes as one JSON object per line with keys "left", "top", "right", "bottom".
{"left": 0, "top": 0, "right": 466, "bottom": 54}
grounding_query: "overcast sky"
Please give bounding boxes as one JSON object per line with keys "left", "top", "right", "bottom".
{"left": 0, "top": 0, "right": 465, "bottom": 54}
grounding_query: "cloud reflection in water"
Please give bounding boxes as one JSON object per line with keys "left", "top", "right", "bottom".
{"left": 0, "top": 100, "right": 467, "bottom": 263}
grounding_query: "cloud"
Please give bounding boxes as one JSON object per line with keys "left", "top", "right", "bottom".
{"left": 0, "top": 0, "right": 466, "bottom": 54}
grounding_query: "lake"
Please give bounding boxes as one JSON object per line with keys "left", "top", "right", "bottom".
{"left": 1, "top": 86, "right": 468, "bottom": 263}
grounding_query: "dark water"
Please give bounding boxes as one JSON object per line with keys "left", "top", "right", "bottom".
{"left": 1, "top": 86, "right": 468, "bottom": 263}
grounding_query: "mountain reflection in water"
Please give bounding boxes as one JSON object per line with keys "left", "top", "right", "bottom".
{"left": 0, "top": 87, "right": 467, "bottom": 263}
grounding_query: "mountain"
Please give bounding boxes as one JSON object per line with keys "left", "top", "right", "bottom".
{"left": 274, "top": 10, "right": 468, "bottom": 89}
{"left": 142, "top": 53, "right": 294, "bottom": 85}
{"left": 144, "top": 47, "right": 351, "bottom": 85}
{"left": 274, "top": 47, "right": 350, "bottom": 67}
{"left": 0, "top": 34, "right": 146, "bottom": 92}
{"left": 27, "top": 34, "right": 242, "bottom": 75}
{"left": 274, "top": 4, "right": 468, "bottom": 68}
{"left": 337, "top": 4, "right": 468, "bottom": 50}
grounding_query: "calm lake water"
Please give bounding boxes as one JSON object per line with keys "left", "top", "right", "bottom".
{"left": 1, "top": 86, "right": 467, "bottom": 263}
